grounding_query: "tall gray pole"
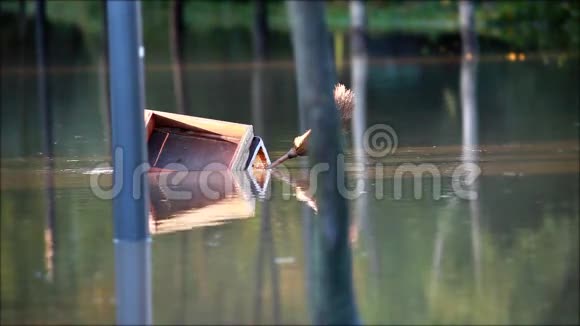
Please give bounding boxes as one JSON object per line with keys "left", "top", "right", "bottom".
{"left": 106, "top": 1, "right": 152, "bottom": 324}
{"left": 107, "top": 0, "right": 149, "bottom": 240}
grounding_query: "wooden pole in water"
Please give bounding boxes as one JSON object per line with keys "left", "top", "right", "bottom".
{"left": 287, "top": 1, "right": 359, "bottom": 324}
{"left": 106, "top": 0, "right": 152, "bottom": 324}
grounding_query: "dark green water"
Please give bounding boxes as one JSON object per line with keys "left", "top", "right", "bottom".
{"left": 1, "top": 26, "right": 579, "bottom": 325}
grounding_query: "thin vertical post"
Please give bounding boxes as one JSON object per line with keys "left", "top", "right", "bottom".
{"left": 106, "top": 0, "right": 152, "bottom": 325}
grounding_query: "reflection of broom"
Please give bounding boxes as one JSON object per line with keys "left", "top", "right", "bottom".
{"left": 268, "top": 84, "right": 354, "bottom": 169}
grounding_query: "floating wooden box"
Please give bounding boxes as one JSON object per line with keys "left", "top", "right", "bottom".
{"left": 144, "top": 109, "right": 270, "bottom": 171}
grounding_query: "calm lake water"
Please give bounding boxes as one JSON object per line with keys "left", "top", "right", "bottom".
{"left": 1, "top": 25, "right": 579, "bottom": 325}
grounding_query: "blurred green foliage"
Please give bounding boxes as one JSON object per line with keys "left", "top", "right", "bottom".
{"left": 0, "top": 0, "right": 578, "bottom": 52}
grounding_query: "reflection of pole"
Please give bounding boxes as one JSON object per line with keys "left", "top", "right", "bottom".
{"left": 180, "top": 233, "right": 188, "bottom": 322}
{"left": 107, "top": 0, "right": 152, "bottom": 324}
{"left": 267, "top": 203, "right": 281, "bottom": 324}
{"left": 469, "top": 181, "right": 482, "bottom": 294}
{"left": 114, "top": 241, "right": 152, "bottom": 324}
{"left": 302, "top": 204, "right": 317, "bottom": 323}
{"left": 253, "top": 202, "right": 266, "bottom": 323}
{"left": 429, "top": 212, "right": 451, "bottom": 296}
{"left": 252, "top": 199, "right": 281, "bottom": 324}
{"left": 287, "top": 1, "right": 358, "bottom": 324}
{"left": 42, "top": 128, "right": 56, "bottom": 284}
{"left": 170, "top": 0, "right": 187, "bottom": 114}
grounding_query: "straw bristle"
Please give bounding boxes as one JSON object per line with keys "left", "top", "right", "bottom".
{"left": 334, "top": 83, "right": 354, "bottom": 128}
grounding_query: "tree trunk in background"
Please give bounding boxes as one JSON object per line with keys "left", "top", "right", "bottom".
{"left": 18, "top": 0, "right": 27, "bottom": 38}
{"left": 170, "top": 0, "right": 188, "bottom": 114}
{"left": 36, "top": 0, "right": 52, "bottom": 159}
{"left": 251, "top": 0, "right": 269, "bottom": 137}
{"left": 287, "top": 1, "right": 359, "bottom": 324}
{"left": 252, "top": 0, "right": 269, "bottom": 61}
{"left": 251, "top": 60, "right": 267, "bottom": 137}
{"left": 287, "top": 1, "right": 336, "bottom": 132}
{"left": 459, "top": 0, "right": 478, "bottom": 58}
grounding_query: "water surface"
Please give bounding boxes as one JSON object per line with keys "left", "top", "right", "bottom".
{"left": 1, "top": 27, "right": 579, "bottom": 325}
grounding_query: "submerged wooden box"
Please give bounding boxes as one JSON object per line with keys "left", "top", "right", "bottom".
{"left": 144, "top": 109, "right": 270, "bottom": 171}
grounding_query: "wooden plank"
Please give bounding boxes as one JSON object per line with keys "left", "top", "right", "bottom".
{"left": 229, "top": 127, "right": 254, "bottom": 170}
{"left": 144, "top": 110, "right": 155, "bottom": 141}
{"left": 145, "top": 109, "right": 251, "bottom": 139}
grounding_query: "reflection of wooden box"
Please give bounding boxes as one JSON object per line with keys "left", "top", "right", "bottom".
{"left": 145, "top": 109, "right": 270, "bottom": 171}
{"left": 148, "top": 170, "right": 270, "bottom": 235}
